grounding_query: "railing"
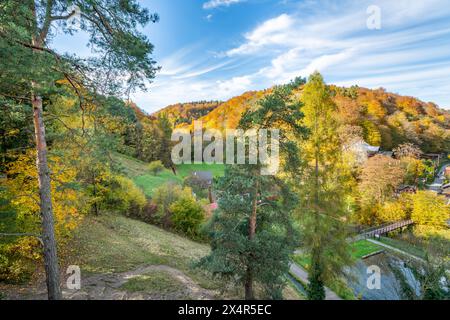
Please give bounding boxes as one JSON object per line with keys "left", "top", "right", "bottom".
{"left": 360, "top": 219, "right": 414, "bottom": 239}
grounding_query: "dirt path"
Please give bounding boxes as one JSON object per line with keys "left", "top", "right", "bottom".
{"left": 289, "top": 263, "right": 342, "bottom": 300}
{"left": 1, "top": 265, "right": 217, "bottom": 300}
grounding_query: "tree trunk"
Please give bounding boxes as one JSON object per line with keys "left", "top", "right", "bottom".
{"left": 31, "top": 90, "right": 62, "bottom": 300}
{"left": 244, "top": 267, "right": 254, "bottom": 300}
{"left": 244, "top": 180, "right": 259, "bottom": 300}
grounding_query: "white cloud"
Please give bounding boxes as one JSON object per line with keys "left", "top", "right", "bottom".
{"left": 173, "top": 61, "right": 231, "bottom": 79}
{"left": 203, "top": 0, "right": 244, "bottom": 10}
{"left": 135, "top": 0, "right": 450, "bottom": 111}
{"left": 217, "top": 75, "right": 252, "bottom": 94}
{"left": 227, "top": 14, "right": 294, "bottom": 56}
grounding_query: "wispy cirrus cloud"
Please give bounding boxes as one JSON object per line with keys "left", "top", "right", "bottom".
{"left": 203, "top": 0, "right": 244, "bottom": 10}
{"left": 133, "top": 0, "right": 450, "bottom": 112}
{"left": 219, "top": 0, "right": 450, "bottom": 108}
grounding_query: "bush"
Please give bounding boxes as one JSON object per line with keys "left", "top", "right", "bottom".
{"left": 0, "top": 245, "right": 32, "bottom": 284}
{"left": 139, "top": 202, "right": 158, "bottom": 223}
{"left": 151, "top": 182, "right": 192, "bottom": 228}
{"left": 103, "top": 175, "right": 146, "bottom": 216}
{"left": 170, "top": 197, "right": 205, "bottom": 238}
{"left": 148, "top": 160, "right": 164, "bottom": 176}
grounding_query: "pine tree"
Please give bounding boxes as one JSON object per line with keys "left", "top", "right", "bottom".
{"left": 296, "top": 72, "right": 353, "bottom": 300}
{"left": 198, "top": 84, "right": 306, "bottom": 299}
{"left": 0, "top": 0, "right": 159, "bottom": 299}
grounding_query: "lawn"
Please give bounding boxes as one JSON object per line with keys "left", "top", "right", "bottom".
{"left": 176, "top": 163, "right": 225, "bottom": 179}
{"left": 292, "top": 240, "right": 383, "bottom": 267}
{"left": 378, "top": 236, "right": 427, "bottom": 259}
{"left": 134, "top": 172, "right": 182, "bottom": 197}
{"left": 70, "top": 213, "right": 226, "bottom": 291}
{"left": 70, "top": 213, "right": 302, "bottom": 299}
{"left": 71, "top": 213, "right": 209, "bottom": 274}
{"left": 351, "top": 240, "right": 384, "bottom": 259}
{"left": 290, "top": 240, "right": 383, "bottom": 300}
{"left": 112, "top": 153, "right": 225, "bottom": 197}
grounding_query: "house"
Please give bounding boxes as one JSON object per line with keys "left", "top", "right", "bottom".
{"left": 360, "top": 142, "right": 380, "bottom": 156}
{"left": 191, "top": 171, "right": 213, "bottom": 187}
{"left": 190, "top": 171, "right": 214, "bottom": 203}
{"left": 441, "top": 183, "right": 450, "bottom": 197}
{"left": 395, "top": 185, "right": 417, "bottom": 195}
{"left": 347, "top": 140, "right": 380, "bottom": 164}
{"left": 421, "top": 153, "right": 443, "bottom": 166}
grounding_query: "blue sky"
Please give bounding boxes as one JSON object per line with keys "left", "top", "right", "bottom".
{"left": 54, "top": 0, "right": 450, "bottom": 112}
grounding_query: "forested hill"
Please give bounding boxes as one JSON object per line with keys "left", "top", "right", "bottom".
{"left": 152, "top": 101, "right": 222, "bottom": 126}
{"left": 162, "top": 84, "right": 449, "bottom": 153}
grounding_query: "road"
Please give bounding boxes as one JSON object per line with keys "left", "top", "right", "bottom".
{"left": 289, "top": 263, "right": 342, "bottom": 300}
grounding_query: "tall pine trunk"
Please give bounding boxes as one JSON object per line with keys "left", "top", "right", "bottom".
{"left": 28, "top": 0, "right": 62, "bottom": 298}
{"left": 31, "top": 89, "right": 62, "bottom": 300}
{"left": 245, "top": 180, "right": 259, "bottom": 300}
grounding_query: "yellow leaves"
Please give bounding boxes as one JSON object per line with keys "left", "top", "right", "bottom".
{"left": 396, "top": 96, "right": 424, "bottom": 117}
{"left": 379, "top": 199, "right": 409, "bottom": 223}
{"left": 366, "top": 100, "right": 386, "bottom": 119}
{"left": 4, "top": 149, "right": 84, "bottom": 241}
{"left": 361, "top": 120, "right": 381, "bottom": 146}
{"left": 411, "top": 191, "right": 449, "bottom": 229}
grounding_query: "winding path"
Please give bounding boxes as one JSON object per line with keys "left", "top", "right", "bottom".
{"left": 289, "top": 263, "right": 342, "bottom": 300}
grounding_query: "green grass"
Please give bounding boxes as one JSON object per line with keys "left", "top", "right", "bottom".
{"left": 72, "top": 213, "right": 210, "bottom": 274}
{"left": 134, "top": 172, "right": 182, "bottom": 197}
{"left": 378, "top": 236, "right": 426, "bottom": 259}
{"left": 293, "top": 240, "right": 383, "bottom": 268}
{"left": 292, "top": 254, "right": 311, "bottom": 269}
{"left": 291, "top": 241, "right": 380, "bottom": 300}
{"left": 112, "top": 153, "right": 225, "bottom": 197}
{"left": 111, "top": 152, "right": 150, "bottom": 178}
{"left": 351, "top": 240, "right": 383, "bottom": 259}
{"left": 120, "top": 271, "right": 185, "bottom": 294}
{"left": 176, "top": 163, "right": 225, "bottom": 179}
{"left": 70, "top": 213, "right": 225, "bottom": 292}
{"left": 328, "top": 279, "right": 356, "bottom": 300}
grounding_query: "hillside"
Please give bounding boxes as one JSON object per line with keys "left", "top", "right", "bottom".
{"left": 169, "top": 84, "right": 450, "bottom": 153}
{"left": 112, "top": 153, "right": 225, "bottom": 197}
{"left": 153, "top": 101, "right": 222, "bottom": 126}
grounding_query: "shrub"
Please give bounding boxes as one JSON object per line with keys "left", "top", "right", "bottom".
{"left": 170, "top": 196, "right": 205, "bottom": 238}
{"left": 151, "top": 182, "right": 192, "bottom": 227}
{"left": 0, "top": 245, "right": 32, "bottom": 284}
{"left": 103, "top": 175, "right": 146, "bottom": 216}
{"left": 139, "top": 202, "right": 158, "bottom": 223}
{"left": 148, "top": 160, "right": 164, "bottom": 176}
